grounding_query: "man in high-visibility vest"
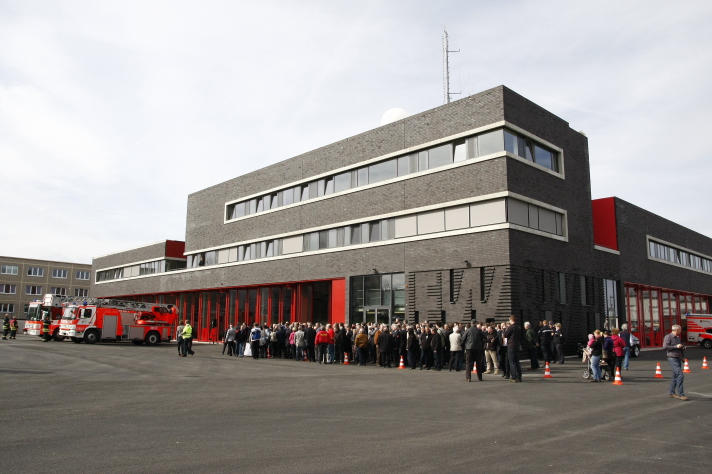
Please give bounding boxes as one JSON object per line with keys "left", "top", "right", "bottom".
{"left": 2, "top": 315, "right": 9, "bottom": 340}
{"left": 9, "top": 317, "right": 18, "bottom": 339}
{"left": 42, "top": 317, "right": 51, "bottom": 342}
{"left": 180, "top": 320, "right": 194, "bottom": 357}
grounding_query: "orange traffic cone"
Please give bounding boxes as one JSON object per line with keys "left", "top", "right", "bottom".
{"left": 303, "top": 351, "right": 308, "bottom": 361}
{"left": 543, "top": 362, "right": 553, "bottom": 378}
{"left": 473, "top": 361, "right": 478, "bottom": 375}
{"left": 612, "top": 367, "right": 624, "bottom": 385}
{"left": 702, "top": 357, "right": 709, "bottom": 370}
{"left": 683, "top": 359, "right": 691, "bottom": 373}
{"left": 654, "top": 363, "right": 664, "bottom": 378}
{"left": 398, "top": 355, "right": 406, "bottom": 369}
{"left": 343, "top": 352, "right": 350, "bottom": 365}
{"left": 267, "top": 347, "right": 272, "bottom": 359}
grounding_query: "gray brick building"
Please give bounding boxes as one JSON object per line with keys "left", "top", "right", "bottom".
{"left": 90, "top": 86, "right": 712, "bottom": 349}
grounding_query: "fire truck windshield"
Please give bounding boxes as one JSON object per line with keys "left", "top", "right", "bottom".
{"left": 28, "top": 305, "right": 41, "bottom": 320}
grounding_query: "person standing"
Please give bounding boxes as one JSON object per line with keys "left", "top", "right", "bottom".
{"left": 9, "top": 316, "right": 18, "bottom": 339}
{"left": 378, "top": 327, "right": 394, "bottom": 368}
{"left": 448, "top": 325, "right": 463, "bottom": 372}
{"left": 419, "top": 325, "right": 433, "bottom": 370}
{"left": 431, "top": 326, "right": 443, "bottom": 371}
{"left": 2, "top": 315, "right": 9, "bottom": 340}
{"left": 589, "top": 330, "right": 603, "bottom": 382}
{"left": 294, "top": 325, "right": 306, "bottom": 361}
{"left": 181, "top": 320, "right": 194, "bottom": 357}
{"left": 663, "top": 325, "right": 688, "bottom": 401}
{"left": 538, "top": 320, "right": 552, "bottom": 364}
{"left": 249, "top": 323, "right": 262, "bottom": 360}
{"left": 524, "top": 322, "right": 539, "bottom": 370}
{"left": 42, "top": 316, "right": 51, "bottom": 342}
{"left": 235, "top": 324, "right": 248, "bottom": 357}
{"left": 305, "top": 323, "right": 317, "bottom": 362}
{"left": 611, "top": 328, "right": 625, "bottom": 372}
{"left": 315, "top": 325, "right": 329, "bottom": 364}
{"left": 503, "top": 316, "right": 523, "bottom": 383}
{"left": 462, "top": 321, "right": 485, "bottom": 382}
{"left": 553, "top": 323, "right": 565, "bottom": 364}
{"left": 620, "top": 323, "right": 631, "bottom": 370}
{"left": 176, "top": 321, "right": 185, "bottom": 356}
{"left": 222, "top": 324, "right": 236, "bottom": 356}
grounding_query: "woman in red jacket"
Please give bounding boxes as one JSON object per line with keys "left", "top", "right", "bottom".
{"left": 611, "top": 328, "right": 626, "bottom": 372}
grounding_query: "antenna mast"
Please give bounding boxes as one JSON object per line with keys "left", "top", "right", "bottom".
{"left": 442, "top": 27, "right": 460, "bottom": 104}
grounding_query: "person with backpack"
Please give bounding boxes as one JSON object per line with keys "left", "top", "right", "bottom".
{"left": 249, "top": 323, "right": 262, "bottom": 360}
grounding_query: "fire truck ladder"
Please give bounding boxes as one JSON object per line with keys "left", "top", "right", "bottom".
{"left": 61, "top": 296, "right": 173, "bottom": 311}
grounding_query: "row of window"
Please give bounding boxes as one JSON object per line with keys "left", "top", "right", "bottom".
{"left": 649, "top": 240, "right": 712, "bottom": 274}
{"left": 0, "top": 265, "right": 91, "bottom": 280}
{"left": 96, "top": 259, "right": 187, "bottom": 282}
{"left": 226, "top": 128, "right": 560, "bottom": 221}
{"left": 183, "top": 198, "right": 564, "bottom": 270}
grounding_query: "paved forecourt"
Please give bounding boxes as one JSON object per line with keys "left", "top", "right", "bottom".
{"left": 1, "top": 336, "right": 711, "bottom": 473}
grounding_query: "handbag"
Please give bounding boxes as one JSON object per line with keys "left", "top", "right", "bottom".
{"left": 244, "top": 344, "right": 252, "bottom": 357}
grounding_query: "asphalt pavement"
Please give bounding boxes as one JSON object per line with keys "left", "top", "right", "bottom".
{"left": 1, "top": 336, "right": 711, "bottom": 473}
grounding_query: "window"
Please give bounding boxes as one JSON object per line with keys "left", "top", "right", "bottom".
{"left": 453, "top": 139, "right": 467, "bottom": 162}
{"left": 27, "top": 267, "right": 44, "bottom": 277}
{"left": 24, "top": 304, "right": 29, "bottom": 314}
{"left": 506, "top": 198, "right": 563, "bottom": 236}
{"left": 282, "top": 236, "right": 303, "bottom": 255}
{"left": 75, "top": 288, "right": 88, "bottom": 297}
{"left": 52, "top": 269, "right": 68, "bottom": 279}
{"left": 334, "top": 172, "right": 351, "bottom": 192}
{"left": 477, "top": 129, "right": 503, "bottom": 156}
{"left": 0, "top": 284, "right": 16, "bottom": 294}
{"left": 534, "top": 145, "right": 556, "bottom": 171}
{"left": 417, "top": 210, "right": 445, "bottom": 234}
{"left": 270, "top": 192, "right": 281, "bottom": 209}
{"left": 282, "top": 187, "right": 295, "bottom": 206}
{"left": 256, "top": 196, "right": 265, "bottom": 213}
{"left": 369, "top": 221, "right": 381, "bottom": 242}
{"left": 309, "top": 181, "right": 319, "bottom": 198}
{"left": 350, "top": 224, "right": 362, "bottom": 245}
{"left": 397, "top": 155, "right": 410, "bottom": 176}
{"left": 0, "top": 303, "right": 14, "bottom": 313}
{"left": 1, "top": 265, "right": 18, "bottom": 275}
{"left": 427, "top": 143, "right": 452, "bottom": 168}
{"left": 51, "top": 287, "right": 67, "bottom": 296}
{"left": 324, "top": 177, "right": 334, "bottom": 195}
{"left": 26, "top": 285, "right": 43, "bottom": 295}
{"left": 470, "top": 199, "right": 506, "bottom": 227}
{"left": 648, "top": 239, "right": 712, "bottom": 275}
{"left": 75, "top": 270, "right": 90, "bottom": 280}
{"left": 357, "top": 167, "right": 368, "bottom": 186}
{"left": 418, "top": 150, "right": 428, "bottom": 171}
{"left": 303, "top": 232, "right": 319, "bottom": 251}
{"left": 557, "top": 273, "right": 567, "bottom": 304}
{"left": 368, "top": 159, "right": 397, "bottom": 184}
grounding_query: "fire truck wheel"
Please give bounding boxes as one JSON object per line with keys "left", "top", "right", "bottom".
{"left": 145, "top": 332, "right": 160, "bottom": 346}
{"left": 132, "top": 340, "right": 144, "bottom": 345}
{"left": 71, "top": 337, "right": 83, "bottom": 343}
{"left": 52, "top": 330, "right": 66, "bottom": 342}
{"left": 84, "top": 330, "right": 100, "bottom": 344}
{"left": 703, "top": 339, "right": 712, "bottom": 349}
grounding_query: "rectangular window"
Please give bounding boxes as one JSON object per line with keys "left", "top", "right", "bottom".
{"left": 51, "top": 287, "right": 67, "bottom": 296}
{"left": 297, "top": 185, "right": 308, "bottom": 202}
{"left": 324, "top": 177, "right": 334, "bottom": 195}
{"left": 357, "top": 168, "right": 368, "bottom": 186}
{"left": 350, "top": 224, "right": 362, "bottom": 245}
{"left": 534, "top": 145, "right": 556, "bottom": 171}
{"left": 309, "top": 181, "right": 319, "bottom": 198}
{"left": 445, "top": 205, "right": 469, "bottom": 230}
{"left": 343, "top": 226, "right": 351, "bottom": 246}
{"left": 528, "top": 205, "right": 539, "bottom": 230}
{"left": 418, "top": 150, "right": 428, "bottom": 171}
{"left": 0, "top": 284, "right": 16, "bottom": 294}
{"left": 316, "top": 179, "right": 326, "bottom": 197}
{"left": 75, "top": 288, "right": 88, "bottom": 297}
{"left": 27, "top": 267, "right": 44, "bottom": 277}
{"left": 409, "top": 153, "right": 419, "bottom": 173}
{"left": 397, "top": 155, "right": 410, "bottom": 176}
{"left": 507, "top": 199, "right": 530, "bottom": 227}
{"left": 417, "top": 210, "right": 445, "bottom": 234}
{"left": 256, "top": 196, "right": 265, "bottom": 213}
{"left": 0, "top": 303, "right": 14, "bottom": 313}
{"left": 336, "top": 227, "right": 345, "bottom": 247}
{"left": 518, "top": 136, "right": 533, "bottom": 161}
{"left": 477, "top": 129, "right": 504, "bottom": 156}
{"left": 453, "top": 139, "right": 467, "bottom": 162}
{"left": 470, "top": 199, "right": 506, "bottom": 227}
{"left": 75, "top": 270, "right": 90, "bottom": 280}
{"left": 319, "top": 230, "right": 329, "bottom": 249}
{"left": 304, "top": 232, "right": 319, "bottom": 251}
{"left": 504, "top": 130, "right": 517, "bottom": 155}
{"left": 334, "top": 172, "right": 351, "bottom": 192}
{"left": 26, "top": 285, "right": 43, "bottom": 295}
{"left": 271, "top": 192, "right": 281, "bottom": 209}
{"left": 52, "top": 269, "right": 68, "bottom": 279}
{"left": 1, "top": 265, "right": 18, "bottom": 275}
{"left": 282, "top": 236, "right": 303, "bottom": 255}
{"left": 328, "top": 229, "right": 337, "bottom": 248}
{"left": 265, "top": 240, "right": 274, "bottom": 257}
{"left": 395, "top": 215, "right": 417, "bottom": 238}
{"left": 248, "top": 199, "right": 257, "bottom": 215}
{"left": 467, "top": 136, "right": 477, "bottom": 159}
{"left": 369, "top": 221, "right": 381, "bottom": 242}
{"left": 229, "top": 202, "right": 245, "bottom": 219}
{"left": 283, "top": 188, "right": 295, "bottom": 206}
{"left": 428, "top": 143, "right": 452, "bottom": 168}
{"left": 368, "top": 159, "right": 397, "bottom": 184}
{"left": 361, "top": 223, "right": 370, "bottom": 244}
{"left": 557, "top": 273, "right": 567, "bottom": 304}
{"left": 538, "top": 208, "right": 558, "bottom": 234}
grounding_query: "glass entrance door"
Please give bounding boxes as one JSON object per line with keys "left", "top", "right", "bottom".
{"left": 364, "top": 306, "right": 390, "bottom": 325}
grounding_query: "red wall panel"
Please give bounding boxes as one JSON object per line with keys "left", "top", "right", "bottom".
{"left": 591, "top": 197, "right": 618, "bottom": 250}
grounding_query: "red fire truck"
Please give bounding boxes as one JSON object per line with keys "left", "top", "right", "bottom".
{"left": 58, "top": 297, "right": 179, "bottom": 345}
{"left": 24, "top": 295, "right": 86, "bottom": 341}
{"left": 687, "top": 314, "right": 712, "bottom": 349}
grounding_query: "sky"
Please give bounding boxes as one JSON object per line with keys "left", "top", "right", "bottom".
{"left": 1, "top": 0, "right": 711, "bottom": 264}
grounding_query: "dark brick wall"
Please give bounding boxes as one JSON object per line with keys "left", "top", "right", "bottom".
{"left": 615, "top": 198, "right": 712, "bottom": 295}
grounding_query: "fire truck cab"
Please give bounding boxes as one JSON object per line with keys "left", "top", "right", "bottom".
{"left": 687, "top": 314, "right": 712, "bottom": 349}
{"left": 25, "top": 295, "right": 68, "bottom": 341}
{"left": 59, "top": 298, "right": 178, "bottom": 345}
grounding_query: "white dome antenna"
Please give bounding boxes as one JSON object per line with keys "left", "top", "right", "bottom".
{"left": 380, "top": 108, "right": 408, "bottom": 126}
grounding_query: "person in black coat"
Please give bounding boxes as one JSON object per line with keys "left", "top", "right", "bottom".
{"left": 406, "top": 327, "right": 419, "bottom": 369}
{"left": 419, "top": 327, "right": 433, "bottom": 370}
{"left": 274, "top": 327, "right": 286, "bottom": 358}
{"left": 462, "top": 322, "right": 486, "bottom": 381}
{"left": 305, "top": 324, "right": 317, "bottom": 362}
{"left": 378, "top": 328, "right": 394, "bottom": 368}
{"left": 431, "top": 327, "right": 443, "bottom": 371}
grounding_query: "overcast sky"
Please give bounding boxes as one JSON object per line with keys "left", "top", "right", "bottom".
{"left": 1, "top": 0, "right": 711, "bottom": 264}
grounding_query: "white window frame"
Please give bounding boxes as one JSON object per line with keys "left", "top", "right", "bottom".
{"left": 0, "top": 284, "right": 17, "bottom": 294}
{"left": 52, "top": 269, "right": 68, "bottom": 279}
{"left": 1, "top": 265, "right": 19, "bottom": 275}
{"left": 27, "top": 267, "right": 44, "bottom": 277}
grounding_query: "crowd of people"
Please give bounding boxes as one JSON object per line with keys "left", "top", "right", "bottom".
{"left": 213, "top": 316, "right": 576, "bottom": 383}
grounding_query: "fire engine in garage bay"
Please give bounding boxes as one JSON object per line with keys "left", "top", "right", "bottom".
{"left": 25, "top": 295, "right": 90, "bottom": 341}
{"left": 686, "top": 314, "right": 712, "bottom": 349}
{"left": 59, "top": 297, "right": 179, "bottom": 345}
